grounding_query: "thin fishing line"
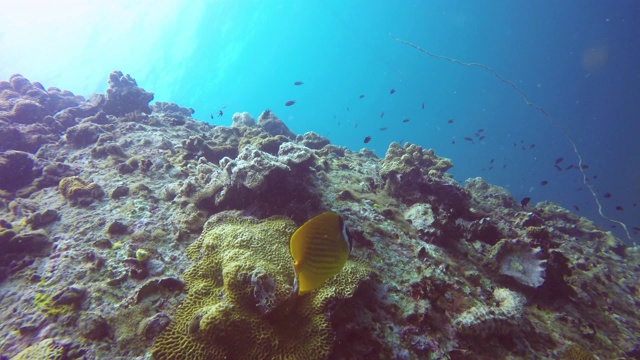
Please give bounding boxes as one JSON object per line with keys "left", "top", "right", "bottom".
{"left": 389, "top": 33, "right": 634, "bottom": 245}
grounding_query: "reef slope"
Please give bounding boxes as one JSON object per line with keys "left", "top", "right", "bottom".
{"left": 0, "top": 72, "right": 638, "bottom": 359}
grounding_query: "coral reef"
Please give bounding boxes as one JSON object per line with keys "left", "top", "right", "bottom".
{"left": 151, "top": 212, "right": 369, "bottom": 359}
{"left": 0, "top": 72, "right": 638, "bottom": 359}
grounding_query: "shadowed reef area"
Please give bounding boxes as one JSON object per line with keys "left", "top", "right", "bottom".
{"left": 0, "top": 72, "right": 638, "bottom": 359}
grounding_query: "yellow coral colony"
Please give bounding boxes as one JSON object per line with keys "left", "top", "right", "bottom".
{"left": 151, "top": 212, "right": 367, "bottom": 360}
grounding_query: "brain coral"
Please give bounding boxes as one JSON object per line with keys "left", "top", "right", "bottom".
{"left": 152, "top": 211, "right": 369, "bottom": 360}
{"left": 453, "top": 287, "right": 526, "bottom": 337}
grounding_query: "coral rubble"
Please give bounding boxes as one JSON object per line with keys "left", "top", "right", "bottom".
{"left": 0, "top": 72, "right": 638, "bottom": 359}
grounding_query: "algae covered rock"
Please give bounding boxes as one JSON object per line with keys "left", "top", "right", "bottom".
{"left": 380, "top": 142, "right": 459, "bottom": 205}
{"left": 152, "top": 211, "right": 369, "bottom": 360}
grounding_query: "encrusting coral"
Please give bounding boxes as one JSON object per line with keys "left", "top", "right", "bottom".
{"left": 151, "top": 211, "right": 369, "bottom": 360}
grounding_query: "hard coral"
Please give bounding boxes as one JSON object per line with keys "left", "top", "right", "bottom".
{"left": 453, "top": 287, "right": 525, "bottom": 337}
{"left": 103, "top": 71, "right": 154, "bottom": 117}
{"left": 380, "top": 142, "right": 458, "bottom": 205}
{"left": 152, "top": 212, "right": 369, "bottom": 360}
{"left": 58, "top": 176, "right": 104, "bottom": 206}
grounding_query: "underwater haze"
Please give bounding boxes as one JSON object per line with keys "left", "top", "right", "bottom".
{"left": 1, "top": 0, "right": 639, "bottom": 244}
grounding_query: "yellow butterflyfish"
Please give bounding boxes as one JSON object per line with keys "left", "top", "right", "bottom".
{"left": 290, "top": 211, "right": 352, "bottom": 295}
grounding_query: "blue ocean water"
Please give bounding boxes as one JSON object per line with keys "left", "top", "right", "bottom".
{"left": 1, "top": 0, "right": 638, "bottom": 244}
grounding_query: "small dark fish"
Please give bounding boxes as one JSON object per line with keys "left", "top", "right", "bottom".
{"left": 481, "top": 168, "right": 486, "bottom": 171}
{"left": 540, "top": 180, "right": 549, "bottom": 186}
{"left": 380, "top": 127, "right": 388, "bottom": 131}
{"left": 488, "top": 166, "right": 493, "bottom": 170}
{"left": 632, "top": 226, "right": 640, "bottom": 231}
{"left": 380, "top": 112, "right": 385, "bottom": 118}
{"left": 555, "top": 157, "right": 564, "bottom": 164}
{"left": 364, "top": 136, "right": 372, "bottom": 143}
{"left": 554, "top": 165, "right": 562, "bottom": 171}
{"left": 490, "top": 159, "right": 495, "bottom": 163}
{"left": 221, "top": 105, "right": 227, "bottom": 109}
{"left": 463, "top": 137, "right": 474, "bottom": 142}
{"left": 522, "top": 146, "right": 526, "bottom": 150}
{"left": 355, "top": 123, "right": 358, "bottom": 128}
{"left": 604, "top": 192, "right": 612, "bottom": 198}
{"left": 294, "top": 81, "right": 304, "bottom": 85}
{"left": 520, "top": 197, "right": 531, "bottom": 206}
{"left": 390, "top": 89, "right": 396, "bottom": 94}
{"left": 285, "top": 100, "right": 296, "bottom": 106}
{"left": 189, "top": 108, "right": 195, "bottom": 115}
{"left": 616, "top": 205, "right": 624, "bottom": 211}
{"left": 529, "top": 144, "right": 536, "bottom": 149}
{"left": 503, "top": 164, "right": 507, "bottom": 169}
{"left": 217, "top": 110, "right": 223, "bottom": 117}
{"left": 346, "top": 107, "right": 350, "bottom": 112}
{"left": 593, "top": 175, "right": 598, "bottom": 179}
{"left": 580, "top": 164, "right": 590, "bottom": 169}
{"left": 402, "top": 118, "right": 410, "bottom": 123}
{"left": 448, "top": 119, "right": 454, "bottom": 124}
{"left": 479, "top": 136, "right": 486, "bottom": 140}
{"left": 573, "top": 205, "right": 581, "bottom": 211}
{"left": 513, "top": 142, "right": 517, "bottom": 147}
{"left": 451, "top": 139, "right": 456, "bottom": 144}
{"left": 210, "top": 114, "right": 213, "bottom": 119}
{"left": 478, "top": 128, "right": 485, "bottom": 133}
{"left": 474, "top": 133, "right": 480, "bottom": 137}
{"left": 566, "top": 164, "right": 574, "bottom": 170}
{"left": 421, "top": 102, "right": 425, "bottom": 109}
{"left": 359, "top": 94, "right": 365, "bottom": 99}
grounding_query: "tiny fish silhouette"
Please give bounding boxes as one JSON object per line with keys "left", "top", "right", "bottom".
{"left": 448, "top": 119, "right": 454, "bottom": 124}
{"left": 521, "top": 197, "right": 531, "bottom": 206}
{"left": 364, "top": 136, "right": 371, "bottom": 143}
{"left": 540, "top": 180, "right": 549, "bottom": 186}
{"left": 380, "top": 127, "right": 388, "bottom": 131}
{"left": 380, "top": 112, "right": 385, "bottom": 118}
{"left": 218, "top": 110, "right": 223, "bottom": 117}
{"left": 210, "top": 114, "right": 213, "bottom": 119}
{"left": 359, "top": 94, "right": 365, "bottom": 99}
{"left": 463, "top": 137, "right": 473, "bottom": 142}
{"left": 421, "top": 102, "right": 424, "bottom": 109}
{"left": 555, "top": 157, "right": 564, "bottom": 164}
{"left": 604, "top": 192, "right": 612, "bottom": 198}
{"left": 402, "top": 118, "right": 410, "bottom": 123}
{"left": 285, "top": 100, "right": 296, "bottom": 106}
{"left": 294, "top": 81, "right": 304, "bottom": 85}
{"left": 390, "top": 89, "right": 396, "bottom": 94}
{"left": 616, "top": 205, "right": 624, "bottom": 211}
{"left": 478, "top": 128, "right": 485, "bottom": 132}
{"left": 479, "top": 136, "right": 486, "bottom": 140}
{"left": 573, "top": 205, "right": 581, "bottom": 211}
